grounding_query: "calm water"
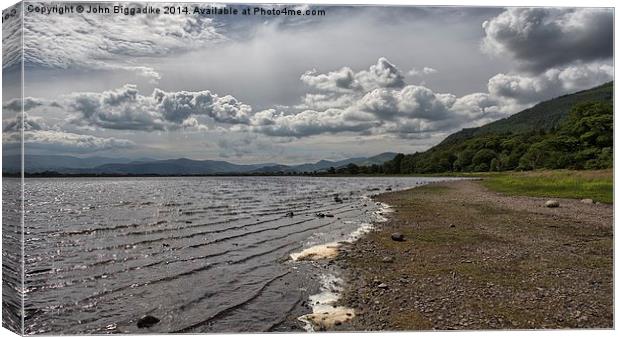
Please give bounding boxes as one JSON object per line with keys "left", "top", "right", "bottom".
{"left": 7, "top": 176, "right": 452, "bottom": 334}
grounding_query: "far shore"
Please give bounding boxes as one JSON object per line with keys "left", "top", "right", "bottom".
{"left": 334, "top": 179, "right": 613, "bottom": 330}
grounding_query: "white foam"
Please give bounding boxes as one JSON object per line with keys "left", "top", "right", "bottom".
{"left": 292, "top": 197, "right": 396, "bottom": 330}
{"left": 290, "top": 243, "right": 340, "bottom": 261}
{"left": 297, "top": 274, "right": 355, "bottom": 331}
{"left": 343, "top": 222, "right": 373, "bottom": 243}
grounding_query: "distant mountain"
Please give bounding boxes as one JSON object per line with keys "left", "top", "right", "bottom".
{"left": 254, "top": 152, "right": 397, "bottom": 173}
{"left": 2, "top": 155, "right": 156, "bottom": 173}
{"left": 85, "top": 158, "right": 269, "bottom": 175}
{"left": 5, "top": 153, "right": 397, "bottom": 175}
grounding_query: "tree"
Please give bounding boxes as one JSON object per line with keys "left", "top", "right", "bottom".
{"left": 472, "top": 149, "right": 497, "bottom": 168}
{"left": 490, "top": 158, "right": 500, "bottom": 171}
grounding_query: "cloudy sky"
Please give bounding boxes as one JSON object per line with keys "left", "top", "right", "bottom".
{"left": 2, "top": 3, "right": 614, "bottom": 164}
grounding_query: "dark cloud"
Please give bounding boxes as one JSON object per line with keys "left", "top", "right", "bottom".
{"left": 482, "top": 8, "right": 613, "bottom": 73}
{"left": 2, "top": 97, "right": 46, "bottom": 112}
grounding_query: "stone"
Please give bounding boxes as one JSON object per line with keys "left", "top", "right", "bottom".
{"left": 545, "top": 200, "right": 560, "bottom": 208}
{"left": 391, "top": 232, "right": 405, "bottom": 241}
{"left": 286, "top": 211, "right": 294, "bottom": 217}
{"left": 377, "top": 283, "right": 388, "bottom": 289}
{"left": 580, "top": 199, "right": 594, "bottom": 204}
{"left": 382, "top": 256, "right": 394, "bottom": 263}
{"left": 137, "top": 315, "right": 160, "bottom": 328}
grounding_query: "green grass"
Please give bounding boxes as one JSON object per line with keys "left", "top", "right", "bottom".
{"left": 478, "top": 169, "right": 613, "bottom": 204}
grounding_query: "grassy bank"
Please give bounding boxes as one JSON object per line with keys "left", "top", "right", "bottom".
{"left": 477, "top": 169, "right": 613, "bottom": 204}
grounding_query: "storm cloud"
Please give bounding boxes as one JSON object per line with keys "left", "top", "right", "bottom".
{"left": 482, "top": 8, "right": 613, "bottom": 73}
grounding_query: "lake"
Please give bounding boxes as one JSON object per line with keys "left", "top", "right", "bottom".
{"left": 7, "top": 176, "right": 453, "bottom": 334}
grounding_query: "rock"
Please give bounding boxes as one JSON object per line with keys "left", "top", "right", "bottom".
{"left": 580, "top": 199, "right": 594, "bottom": 204}
{"left": 391, "top": 232, "right": 405, "bottom": 241}
{"left": 334, "top": 195, "right": 343, "bottom": 203}
{"left": 377, "top": 283, "right": 388, "bottom": 289}
{"left": 449, "top": 224, "right": 456, "bottom": 228}
{"left": 386, "top": 187, "right": 392, "bottom": 191}
{"left": 545, "top": 200, "right": 560, "bottom": 208}
{"left": 137, "top": 315, "right": 160, "bottom": 328}
{"left": 286, "top": 211, "right": 294, "bottom": 217}
{"left": 316, "top": 213, "right": 326, "bottom": 218}
{"left": 382, "top": 256, "right": 394, "bottom": 263}
{"left": 326, "top": 214, "right": 335, "bottom": 218}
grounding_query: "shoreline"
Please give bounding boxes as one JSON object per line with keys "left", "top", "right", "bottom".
{"left": 334, "top": 179, "right": 613, "bottom": 330}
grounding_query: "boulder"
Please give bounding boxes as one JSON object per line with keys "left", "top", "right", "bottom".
{"left": 286, "top": 211, "right": 294, "bottom": 217}
{"left": 545, "top": 200, "right": 560, "bottom": 208}
{"left": 391, "top": 232, "right": 405, "bottom": 241}
{"left": 377, "top": 283, "right": 388, "bottom": 289}
{"left": 137, "top": 315, "right": 160, "bottom": 328}
{"left": 580, "top": 199, "right": 594, "bottom": 204}
{"left": 382, "top": 256, "right": 394, "bottom": 263}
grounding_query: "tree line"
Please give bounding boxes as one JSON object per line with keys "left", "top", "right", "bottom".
{"left": 332, "top": 101, "right": 612, "bottom": 175}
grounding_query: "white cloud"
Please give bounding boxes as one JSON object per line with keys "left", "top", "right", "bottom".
{"left": 488, "top": 62, "right": 613, "bottom": 103}
{"left": 407, "top": 67, "right": 438, "bottom": 77}
{"left": 300, "top": 67, "right": 361, "bottom": 93}
{"left": 64, "top": 84, "right": 252, "bottom": 131}
{"left": 2, "top": 4, "right": 22, "bottom": 69}
{"left": 250, "top": 58, "right": 504, "bottom": 138}
{"left": 355, "top": 57, "right": 406, "bottom": 90}
{"left": 300, "top": 57, "right": 405, "bottom": 94}
{"left": 2, "top": 113, "right": 135, "bottom": 153}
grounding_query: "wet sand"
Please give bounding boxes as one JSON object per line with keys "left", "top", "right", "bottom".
{"left": 335, "top": 180, "right": 613, "bottom": 330}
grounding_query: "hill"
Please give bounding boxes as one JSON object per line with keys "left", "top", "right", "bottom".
{"left": 375, "top": 82, "right": 613, "bottom": 174}
{"left": 440, "top": 82, "right": 613, "bottom": 147}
